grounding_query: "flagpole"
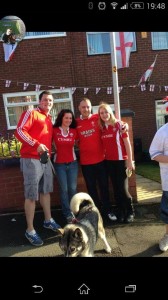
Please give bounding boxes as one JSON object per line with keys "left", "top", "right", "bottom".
{"left": 109, "top": 32, "right": 121, "bottom": 120}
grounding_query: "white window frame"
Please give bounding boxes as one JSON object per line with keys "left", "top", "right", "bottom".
{"left": 155, "top": 99, "right": 167, "bottom": 130}
{"left": 92, "top": 104, "right": 114, "bottom": 114}
{"left": 25, "top": 32, "right": 66, "bottom": 39}
{"left": 3, "top": 88, "right": 73, "bottom": 130}
{"left": 86, "top": 32, "right": 136, "bottom": 55}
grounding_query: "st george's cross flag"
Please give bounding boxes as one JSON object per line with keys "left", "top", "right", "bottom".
{"left": 3, "top": 42, "right": 18, "bottom": 62}
{"left": 115, "top": 32, "right": 134, "bottom": 69}
{"left": 138, "top": 55, "right": 158, "bottom": 85}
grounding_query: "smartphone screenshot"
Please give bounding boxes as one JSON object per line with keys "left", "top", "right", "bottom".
{"left": 0, "top": 1, "right": 168, "bottom": 297}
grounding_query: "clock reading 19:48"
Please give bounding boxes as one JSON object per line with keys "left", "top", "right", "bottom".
{"left": 147, "top": 3, "right": 166, "bottom": 9}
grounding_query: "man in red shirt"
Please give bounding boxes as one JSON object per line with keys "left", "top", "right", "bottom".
{"left": 76, "top": 97, "right": 117, "bottom": 221}
{"left": 15, "top": 91, "right": 61, "bottom": 246}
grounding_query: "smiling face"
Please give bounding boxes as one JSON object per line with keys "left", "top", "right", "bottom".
{"left": 39, "top": 94, "right": 53, "bottom": 114}
{"left": 62, "top": 113, "right": 73, "bottom": 127}
{"left": 78, "top": 99, "right": 92, "bottom": 119}
{"left": 99, "top": 107, "right": 111, "bottom": 123}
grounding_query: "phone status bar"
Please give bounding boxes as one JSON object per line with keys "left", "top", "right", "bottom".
{"left": 88, "top": 2, "right": 166, "bottom": 11}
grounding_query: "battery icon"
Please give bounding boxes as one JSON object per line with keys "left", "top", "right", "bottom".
{"left": 130, "top": 2, "right": 144, "bottom": 9}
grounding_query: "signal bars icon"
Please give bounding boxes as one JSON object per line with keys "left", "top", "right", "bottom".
{"left": 111, "top": 2, "right": 118, "bottom": 9}
{"left": 120, "top": 3, "right": 128, "bottom": 9}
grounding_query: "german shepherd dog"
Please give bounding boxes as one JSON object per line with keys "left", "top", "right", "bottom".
{"left": 59, "top": 192, "right": 112, "bottom": 257}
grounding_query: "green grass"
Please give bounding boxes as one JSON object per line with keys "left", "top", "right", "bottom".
{"left": 135, "top": 161, "right": 161, "bottom": 183}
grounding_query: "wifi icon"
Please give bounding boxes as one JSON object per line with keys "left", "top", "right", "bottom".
{"left": 111, "top": 2, "right": 118, "bottom": 9}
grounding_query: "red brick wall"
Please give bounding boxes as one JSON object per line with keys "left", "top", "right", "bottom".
{"left": 0, "top": 161, "right": 87, "bottom": 213}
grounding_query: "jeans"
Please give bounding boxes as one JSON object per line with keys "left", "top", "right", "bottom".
{"left": 54, "top": 161, "right": 78, "bottom": 218}
{"left": 160, "top": 191, "right": 168, "bottom": 224}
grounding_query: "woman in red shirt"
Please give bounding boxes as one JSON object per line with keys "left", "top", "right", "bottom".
{"left": 53, "top": 109, "right": 78, "bottom": 224}
{"left": 98, "top": 103, "right": 135, "bottom": 223}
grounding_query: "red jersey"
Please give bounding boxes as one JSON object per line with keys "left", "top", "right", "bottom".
{"left": 14, "top": 107, "right": 53, "bottom": 159}
{"left": 101, "top": 121, "right": 128, "bottom": 160}
{"left": 53, "top": 127, "right": 78, "bottom": 163}
{"left": 76, "top": 114, "right": 105, "bottom": 165}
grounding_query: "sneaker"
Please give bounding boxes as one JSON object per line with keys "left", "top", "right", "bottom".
{"left": 43, "top": 218, "right": 61, "bottom": 232}
{"left": 25, "top": 231, "right": 43, "bottom": 246}
{"left": 66, "top": 214, "right": 78, "bottom": 224}
{"left": 159, "top": 234, "right": 168, "bottom": 252}
{"left": 125, "top": 214, "right": 134, "bottom": 223}
{"left": 108, "top": 213, "right": 117, "bottom": 221}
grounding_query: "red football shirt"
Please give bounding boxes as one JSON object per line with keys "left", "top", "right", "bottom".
{"left": 101, "top": 121, "right": 128, "bottom": 160}
{"left": 53, "top": 127, "right": 78, "bottom": 163}
{"left": 76, "top": 114, "right": 105, "bottom": 165}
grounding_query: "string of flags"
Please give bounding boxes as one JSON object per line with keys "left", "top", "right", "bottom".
{"left": 1, "top": 78, "right": 168, "bottom": 94}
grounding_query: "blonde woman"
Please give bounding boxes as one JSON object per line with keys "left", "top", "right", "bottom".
{"left": 98, "top": 103, "right": 135, "bottom": 223}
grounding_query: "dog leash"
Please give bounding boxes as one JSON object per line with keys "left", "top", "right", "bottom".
{"left": 48, "top": 156, "right": 56, "bottom": 176}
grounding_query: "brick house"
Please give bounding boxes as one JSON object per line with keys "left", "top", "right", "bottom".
{"left": 0, "top": 31, "right": 167, "bottom": 212}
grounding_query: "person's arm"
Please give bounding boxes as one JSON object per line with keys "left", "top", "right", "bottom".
{"left": 14, "top": 110, "right": 43, "bottom": 152}
{"left": 149, "top": 130, "right": 167, "bottom": 163}
{"left": 123, "top": 136, "right": 135, "bottom": 170}
{"left": 152, "top": 155, "right": 168, "bottom": 163}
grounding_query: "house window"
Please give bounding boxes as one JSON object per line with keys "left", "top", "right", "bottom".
{"left": 92, "top": 104, "right": 114, "bottom": 114}
{"left": 86, "top": 32, "right": 136, "bottom": 55}
{"left": 152, "top": 32, "right": 168, "bottom": 50}
{"left": 155, "top": 100, "right": 167, "bottom": 130}
{"left": 3, "top": 89, "right": 73, "bottom": 130}
{"left": 25, "top": 32, "right": 66, "bottom": 39}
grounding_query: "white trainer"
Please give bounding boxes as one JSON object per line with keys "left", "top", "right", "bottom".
{"left": 108, "top": 213, "right": 117, "bottom": 221}
{"left": 159, "top": 234, "right": 168, "bottom": 252}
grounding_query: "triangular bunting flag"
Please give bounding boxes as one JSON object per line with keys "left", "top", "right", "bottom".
{"left": 23, "top": 83, "right": 29, "bottom": 90}
{"left": 107, "top": 87, "right": 112, "bottom": 94}
{"left": 71, "top": 87, "right": 76, "bottom": 94}
{"left": 84, "top": 88, "right": 89, "bottom": 94}
{"left": 96, "top": 88, "right": 101, "bottom": 94}
{"left": 149, "top": 84, "right": 155, "bottom": 92}
{"left": 35, "top": 84, "right": 41, "bottom": 91}
{"left": 5, "top": 80, "right": 11, "bottom": 87}
{"left": 140, "top": 84, "right": 146, "bottom": 91}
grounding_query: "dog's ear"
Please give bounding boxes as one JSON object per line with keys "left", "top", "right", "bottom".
{"left": 73, "top": 228, "right": 83, "bottom": 241}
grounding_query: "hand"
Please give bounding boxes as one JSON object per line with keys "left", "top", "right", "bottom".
{"left": 37, "top": 144, "right": 49, "bottom": 154}
{"left": 126, "top": 160, "right": 135, "bottom": 171}
{"left": 121, "top": 122, "right": 129, "bottom": 133}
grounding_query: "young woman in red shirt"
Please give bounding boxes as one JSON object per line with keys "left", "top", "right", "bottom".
{"left": 98, "top": 102, "right": 135, "bottom": 223}
{"left": 53, "top": 109, "right": 78, "bottom": 224}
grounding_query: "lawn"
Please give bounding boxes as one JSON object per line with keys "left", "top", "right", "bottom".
{"left": 135, "top": 161, "right": 161, "bottom": 183}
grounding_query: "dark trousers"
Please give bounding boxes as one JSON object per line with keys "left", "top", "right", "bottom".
{"left": 105, "top": 160, "right": 134, "bottom": 217}
{"left": 81, "top": 161, "right": 111, "bottom": 214}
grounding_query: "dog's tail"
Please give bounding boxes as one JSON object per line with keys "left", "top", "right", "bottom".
{"left": 70, "top": 192, "right": 95, "bottom": 215}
